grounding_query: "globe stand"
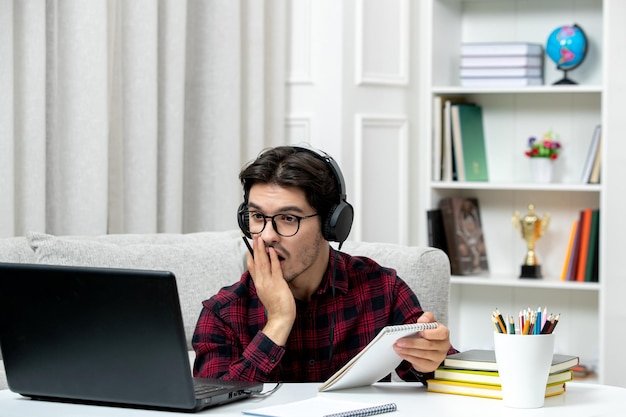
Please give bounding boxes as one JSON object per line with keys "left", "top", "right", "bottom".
{"left": 553, "top": 69, "right": 577, "bottom": 85}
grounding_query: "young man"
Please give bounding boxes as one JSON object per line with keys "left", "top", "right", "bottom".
{"left": 192, "top": 145, "right": 455, "bottom": 383}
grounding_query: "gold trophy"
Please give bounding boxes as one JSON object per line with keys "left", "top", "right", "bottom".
{"left": 512, "top": 204, "right": 550, "bottom": 278}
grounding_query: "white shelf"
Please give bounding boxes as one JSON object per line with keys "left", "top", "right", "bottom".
{"left": 423, "top": 0, "right": 607, "bottom": 383}
{"left": 430, "top": 182, "right": 601, "bottom": 192}
{"left": 432, "top": 86, "right": 603, "bottom": 95}
{"left": 450, "top": 276, "right": 600, "bottom": 291}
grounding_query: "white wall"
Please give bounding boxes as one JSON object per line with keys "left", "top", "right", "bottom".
{"left": 285, "top": 0, "right": 419, "bottom": 245}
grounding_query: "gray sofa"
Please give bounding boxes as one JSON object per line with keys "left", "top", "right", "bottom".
{"left": 0, "top": 230, "right": 450, "bottom": 391}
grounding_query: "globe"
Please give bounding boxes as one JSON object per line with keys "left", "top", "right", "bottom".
{"left": 546, "top": 24, "right": 588, "bottom": 85}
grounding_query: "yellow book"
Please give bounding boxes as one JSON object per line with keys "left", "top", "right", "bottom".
{"left": 433, "top": 367, "right": 572, "bottom": 387}
{"left": 561, "top": 220, "right": 578, "bottom": 281}
{"left": 426, "top": 379, "right": 566, "bottom": 400}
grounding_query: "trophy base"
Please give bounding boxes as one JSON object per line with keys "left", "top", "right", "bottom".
{"left": 520, "top": 264, "right": 542, "bottom": 279}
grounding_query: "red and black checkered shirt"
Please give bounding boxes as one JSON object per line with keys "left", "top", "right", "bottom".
{"left": 192, "top": 248, "right": 452, "bottom": 382}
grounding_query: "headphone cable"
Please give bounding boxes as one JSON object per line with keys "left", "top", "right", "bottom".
{"left": 328, "top": 247, "right": 337, "bottom": 364}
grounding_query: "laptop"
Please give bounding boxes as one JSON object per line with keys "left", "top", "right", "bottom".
{"left": 0, "top": 262, "right": 263, "bottom": 412}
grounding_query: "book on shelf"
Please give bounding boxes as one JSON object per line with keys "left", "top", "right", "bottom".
{"left": 460, "top": 67, "right": 542, "bottom": 78}
{"left": 433, "top": 367, "right": 573, "bottom": 387}
{"left": 561, "top": 220, "right": 579, "bottom": 281}
{"left": 461, "top": 55, "right": 543, "bottom": 68}
{"left": 426, "top": 208, "right": 449, "bottom": 255}
{"left": 451, "top": 103, "right": 489, "bottom": 181}
{"left": 450, "top": 104, "right": 466, "bottom": 181}
{"left": 561, "top": 208, "right": 600, "bottom": 282}
{"left": 443, "top": 99, "right": 455, "bottom": 181}
{"left": 585, "top": 209, "right": 600, "bottom": 282}
{"left": 318, "top": 322, "right": 438, "bottom": 392}
{"left": 432, "top": 95, "right": 443, "bottom": 181}
{"left": 575, "top": 209, "right": 593, "bottom": 282}
{"left": 565, "top": 216, "right": 583, "bottom": 282}
{"left": 460, "top": 77, "right": 543, "bottom": 87}
{"left": 438, "top": 197, "right": 489, "bottom": 276}
{"left": 426, "top": 379, "right": 566, "bottom": 400}
{"left": 589, "top": 132, "right": 602, "bottom": 184}
{"left": 461, "top": 42, "right": 543, "bottom": 57}
{"left": 563, "top": 208, "right": 600, "bottom": 282}
{"left": 437, "top": 97, "right": 466, "bottom": 182}
{"left": 580, "top": 125, "right": 602, "bottom": 183}
{"left": 442, "top": 349, "right": 579, "bottom": 374}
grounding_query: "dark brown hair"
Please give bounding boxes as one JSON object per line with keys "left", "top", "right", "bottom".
{"left": 239, "top": 146, "right": 339, "bottom": 223}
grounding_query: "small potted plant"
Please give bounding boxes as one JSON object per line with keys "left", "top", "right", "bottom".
{"left": 525, "top": 130, "right": 561, "bottom": 182}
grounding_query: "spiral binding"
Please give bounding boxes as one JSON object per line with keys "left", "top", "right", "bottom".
{"left": 324, "top": 402, "right": 397, "bottom": 417}
{"left": 386, "top": 321, "right": 438, "bottom": 333}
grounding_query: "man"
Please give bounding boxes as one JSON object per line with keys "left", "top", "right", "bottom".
{"left": 192, "top": 145, "right": 455, "bottom": 383}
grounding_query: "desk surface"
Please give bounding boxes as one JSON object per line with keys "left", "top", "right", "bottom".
{"left": 1, "top": 382, "right": 624, "bottom": 416}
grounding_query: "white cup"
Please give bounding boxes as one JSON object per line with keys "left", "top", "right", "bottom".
{"left": 493, "top": 332, "right": 555, "bottom": 408}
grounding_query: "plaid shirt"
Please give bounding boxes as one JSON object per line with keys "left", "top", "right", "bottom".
{"left": 192, "top": 248, "right": 451, "bottom": 383}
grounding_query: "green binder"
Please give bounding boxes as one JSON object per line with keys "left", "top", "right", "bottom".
{"left": 457, "top": 104, "right": 489, "bottom": 181}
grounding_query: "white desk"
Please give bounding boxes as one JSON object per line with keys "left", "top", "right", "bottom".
{"left": 1, "top": 382, "right": 624, "bottom": 416}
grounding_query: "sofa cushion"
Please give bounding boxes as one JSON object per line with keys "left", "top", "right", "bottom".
{"left": 26, "top": 231, "right": 248, "bottom": 349}
{"left": 0, "top": 236, "right": 37, "bottom": 263}
{"left": 340, "top": 241, "right": 450, "bottom": 326}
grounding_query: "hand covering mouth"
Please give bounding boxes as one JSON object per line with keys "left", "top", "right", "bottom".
{"left": 266, "top": 247, "right": 286, "bottom": 262}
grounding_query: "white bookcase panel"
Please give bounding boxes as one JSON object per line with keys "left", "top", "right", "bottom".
{"left": 422, "top": 0, "right": 607, "bottom": 383}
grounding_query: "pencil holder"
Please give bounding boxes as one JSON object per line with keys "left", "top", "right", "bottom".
{"left": 493, "top": 332, "right": 555, "bottom": 408}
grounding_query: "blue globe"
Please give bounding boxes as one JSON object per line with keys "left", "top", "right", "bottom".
{"left": 546, "top": 24, "right": 588, "bottom": 71}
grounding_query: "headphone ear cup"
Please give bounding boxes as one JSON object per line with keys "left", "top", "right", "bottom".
{"left": 322, "top": 205, "right": 336, "bottom": 241}
{"left": 237, "top": 202, "right": 252, "bottom": 238}
{"left": 323, "top": 200, "right": 354, "bottom": 243}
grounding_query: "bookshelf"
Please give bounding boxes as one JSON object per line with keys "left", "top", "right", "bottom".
{"left": 418, "top": 0, "right": 625, "bottom": 386}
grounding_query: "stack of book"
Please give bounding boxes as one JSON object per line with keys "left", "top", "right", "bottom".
{"left": 460, "top": 42, "right": 544, "bottom": 87}
{"left": 427, "top": 349, "right": 578, "bottom": 400}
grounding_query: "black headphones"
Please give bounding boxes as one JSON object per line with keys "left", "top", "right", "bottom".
{"left": 237, "top": 146, "right": 354, "bottom": 245}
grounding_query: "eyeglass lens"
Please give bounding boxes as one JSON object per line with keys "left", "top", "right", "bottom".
{"left": 246, "top": 212, "right": 301, "bottom": 237}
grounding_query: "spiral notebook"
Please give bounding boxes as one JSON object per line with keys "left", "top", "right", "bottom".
{"left": 243, "top": 397, "right": 397, "bottom": 417}
{"left": 318, "top": 322, "right": 438, "bottom": 392}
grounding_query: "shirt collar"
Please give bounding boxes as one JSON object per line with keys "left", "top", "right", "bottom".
{"left": 316, "top": 247, "right": 349, "bottom": 296}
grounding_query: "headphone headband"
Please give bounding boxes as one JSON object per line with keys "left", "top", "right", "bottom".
{"left": 290, "top": 146, "right": 348, "bottom": 201}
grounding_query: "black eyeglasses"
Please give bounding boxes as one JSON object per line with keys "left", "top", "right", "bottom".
{"left": 240, "top": 210, "right": 319, "bottom": 237}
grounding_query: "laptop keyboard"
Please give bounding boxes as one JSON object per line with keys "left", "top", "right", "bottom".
{"left": 193, "top": 380, "right": 227, "bottom": 396}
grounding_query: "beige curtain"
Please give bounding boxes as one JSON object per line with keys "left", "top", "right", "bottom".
{"left": 0, "top": 0, "right": 286, "bottom": 237}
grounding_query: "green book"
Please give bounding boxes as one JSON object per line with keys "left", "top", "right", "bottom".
{"left": 584, "top": 209, "right": 600, "bottom": 282}
{"left": 455, "top": 104, "right": 489, "bottom": 181}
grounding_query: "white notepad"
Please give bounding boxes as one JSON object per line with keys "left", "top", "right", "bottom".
{"left": 318, "top": 322, "right": 438, "bottom": 391}
{"left": 242, "top": 397, "right": 396, "bottom": 417}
